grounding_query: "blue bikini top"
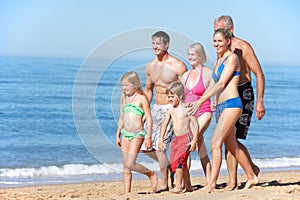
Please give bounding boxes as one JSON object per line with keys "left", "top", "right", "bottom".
{"left": 212, "top": 56, "right": 240, "bottom": 82}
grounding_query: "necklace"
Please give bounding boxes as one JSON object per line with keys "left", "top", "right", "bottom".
{"left": 128, "top": 92, "right": 137, "bottom": 103}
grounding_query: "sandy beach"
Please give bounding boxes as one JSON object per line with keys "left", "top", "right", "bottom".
{"left": 0, "top": 170, "right": 299, "bottom": 200}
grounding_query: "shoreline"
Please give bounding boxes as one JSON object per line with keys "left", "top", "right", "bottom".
{"left": 0, "top": 170, "right": 299, "bottom": 200}
{"left": 2, "top": 166, "right": 299, "bottom": 189}
{"left": 1, "top": 158, "right": 299, "bottom": 189}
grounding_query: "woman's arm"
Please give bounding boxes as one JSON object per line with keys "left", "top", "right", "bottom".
{"left": 197, "top": 54, "right": 239, "bottom": 108}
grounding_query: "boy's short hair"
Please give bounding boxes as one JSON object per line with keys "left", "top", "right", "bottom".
{"left": 166, "top": 81, "right": 185, "bottom": 101}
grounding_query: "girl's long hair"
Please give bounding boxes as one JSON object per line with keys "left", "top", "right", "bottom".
{"left": 121, "top": 71, "right": 146, "bottom": 103}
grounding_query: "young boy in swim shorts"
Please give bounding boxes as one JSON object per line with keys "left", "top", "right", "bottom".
{"left": 158, "top": 82, "right": 199, "bottom": 193}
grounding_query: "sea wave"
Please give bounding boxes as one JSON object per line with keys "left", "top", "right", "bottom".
{"left": 0, "top": 163, "right": 123, "bottom": 178}
{"left": 1, "top": 156, "right": 299, "bottom": 178}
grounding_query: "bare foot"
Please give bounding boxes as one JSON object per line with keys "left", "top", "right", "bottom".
{"left": 243, "top": 175, "right": 259, "bottom": 190}
{"left": 224, "top": 183, "right": 237, "bottom": 191}
{"left": 155, "top": 187, "right": 169, "bottom": 193}
{"left": 170, "top": 187, "right": 183, "bottom": 194}
{"left": 150, "top": 171, "right": 158, "bottom": 192}
{"left": 199, "top": 184, "right": 215, "bottom": 193}
{"left": 182, "top": 187, "right": 194, "bottom": 193}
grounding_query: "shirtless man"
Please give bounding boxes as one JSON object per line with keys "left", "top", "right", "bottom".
{"left": 141, "top": 31, "right": 187, "bottom": 192}
{"left": 214, "top": 15, "right": 266, "bottom": 190}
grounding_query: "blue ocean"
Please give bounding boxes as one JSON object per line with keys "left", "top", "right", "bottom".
{"left": 0, "top": 56, "right": 299, "bottom": 188}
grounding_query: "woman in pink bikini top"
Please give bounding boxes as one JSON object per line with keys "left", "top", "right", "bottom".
{"left": 183, "top": 43, "right": 212, "bottom": 118}
{"left": 182, "top": 42, "right": 213, "bottom": 184}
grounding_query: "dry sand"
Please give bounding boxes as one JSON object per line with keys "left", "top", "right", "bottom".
{"left": 0, "top": 170, "right": 299, "bottom": 200}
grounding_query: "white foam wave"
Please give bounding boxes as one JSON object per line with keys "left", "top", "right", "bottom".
{"left": 0, "top": 163, "right": 123, "bottom": 178}
{"left": 190, "top": 156, "right": 300, "bottom": 171}
{"left": 252, "top": 157, "right": 300, "bottom": 168}
{"left": 1, "top": 157, "right": 299, "bottom": 178}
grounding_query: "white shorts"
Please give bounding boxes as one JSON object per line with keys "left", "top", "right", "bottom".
{"left": 141, "top": 104, "right": 173, "bottom": 152}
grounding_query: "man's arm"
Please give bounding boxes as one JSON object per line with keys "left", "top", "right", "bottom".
{"left": 243, "top": 42, "right": 265, "bottom": 120}
{"left": 176, "top": 61, "right": 187, "bottom": 81}
{"left": 145, "top": 63, "right": 154, "bottom": 102}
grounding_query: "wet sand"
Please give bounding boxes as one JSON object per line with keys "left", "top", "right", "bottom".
{"left": 0, "top": 170, "right": 299, "bottom": 200}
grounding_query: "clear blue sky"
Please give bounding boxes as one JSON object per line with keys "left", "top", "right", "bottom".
{"left": 0, "top": 0, "right": 299, "bottom": 66}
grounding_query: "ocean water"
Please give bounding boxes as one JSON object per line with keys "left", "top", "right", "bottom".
{"left": 0, "top": 56, "right": 299, "bottom": 188}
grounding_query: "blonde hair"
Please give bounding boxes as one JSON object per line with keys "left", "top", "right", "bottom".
{"left": 166, "top": 81, "right": 185, "bottom": 101}
{"left": 121, "top": 71, "right": 144, "bottom": 94}
{"left": 121, "top": 71, "right": 146, "bottom": 102}
{"left": 188, "top": 42, "right": 207, "bottom": 65}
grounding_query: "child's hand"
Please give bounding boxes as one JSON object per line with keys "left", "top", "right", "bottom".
{"left": 145, "top": 137, "right": 152, "bottom": 149}
{"left": 116, "top": 137, "right": 121, "bottom": 148}
{"left": 189, "top": 141, "right": 197, "bottom": 152}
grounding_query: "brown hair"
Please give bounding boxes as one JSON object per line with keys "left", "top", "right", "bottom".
{"left": 152, "top": 31, "right": 170, "bottom": 45}
{"left": 214, "top": 28, "right": 232, "bottom": 50}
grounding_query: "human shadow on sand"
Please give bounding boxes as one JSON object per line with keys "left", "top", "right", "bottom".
{"left": 238, "top": 180, "right": 300, "bottom": 189}
{"left": 137, "top": 180, "right": 300, "bottom": 194}
{"left": 255, "top": 180, "right": 300, "bottom": 187}
{"left": 191, "top": 180, "right": 300, "bottom": 191}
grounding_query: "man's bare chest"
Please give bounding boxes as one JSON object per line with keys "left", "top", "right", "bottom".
{"left": 150, "top": 65, "right": 178, "bottom": 84}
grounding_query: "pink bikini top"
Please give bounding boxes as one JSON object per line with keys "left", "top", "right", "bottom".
{"left": 184, "top": 67, "right": 211, "bottom": 116}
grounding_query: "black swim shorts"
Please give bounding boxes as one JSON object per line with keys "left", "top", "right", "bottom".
{"left": 235, "top": 82, "right": 254, "bottom": 139}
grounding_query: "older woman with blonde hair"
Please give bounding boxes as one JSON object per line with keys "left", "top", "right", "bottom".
{"left": 182, "top": 42, "right": 212, "bottom": 184}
